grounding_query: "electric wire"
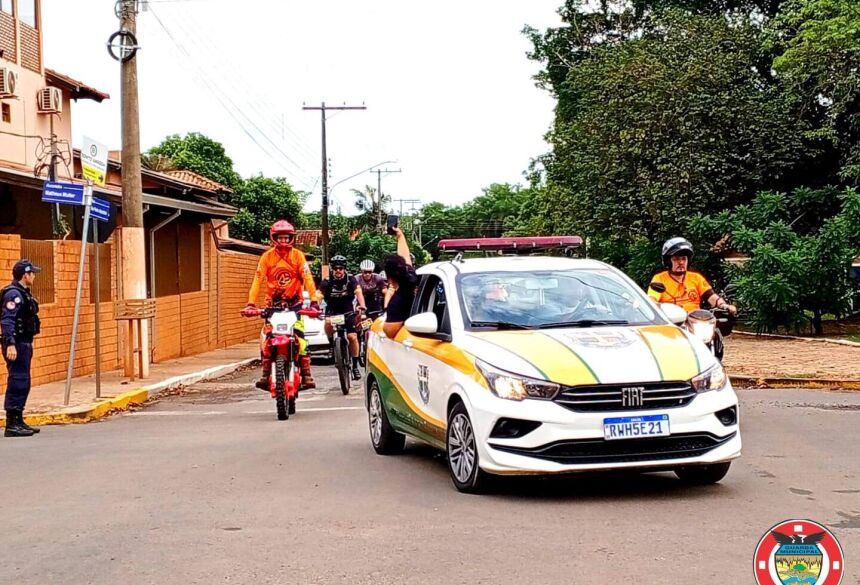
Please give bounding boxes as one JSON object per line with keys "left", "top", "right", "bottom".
{"left": 148, "top": 6, "right": 316, "bottom": 190}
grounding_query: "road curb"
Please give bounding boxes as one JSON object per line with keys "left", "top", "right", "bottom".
{"left": 1, "top": 357, "right": 259, "bottom": 428}
{"left": 731, "top": 374, "right": 860, "bottom": 391}
{"left": 734, "top": 330, "right": 860, "bottom": 348}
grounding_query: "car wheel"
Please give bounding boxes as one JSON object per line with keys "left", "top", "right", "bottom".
{"left": 674, "top": 461, "right": 731, "bottom": 485}
{"left": 368, "top": 379, "right": 405, "bottom": 455}
{"left": 447, "top": 402, "right": 491, "bottom": 494}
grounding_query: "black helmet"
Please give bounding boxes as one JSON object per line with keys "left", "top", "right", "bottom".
{"left": 330, "top": 255, "right": 347, "bottom": 268}
{"left": 661, "top": 237, "right": 693, "bottom": 267}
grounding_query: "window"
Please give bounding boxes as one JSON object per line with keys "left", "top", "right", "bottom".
{"left": 415, "top": 275, "right": 451, "bottom": 335}
{"left": 1, "top": 103, "right": 10, "bottom": 124}
{"left": 0, "top": 0, "right": 11, "bottom": 14}
{"left": 17, "top": 0, "right": 35, "bottom": 27}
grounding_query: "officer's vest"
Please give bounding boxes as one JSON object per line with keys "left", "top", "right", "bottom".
{"left": 1, "top": 281, "right": 40, "bottom": 342}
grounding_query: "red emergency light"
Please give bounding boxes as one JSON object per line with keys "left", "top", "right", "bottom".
{"left": 438, "top": 236, "right": 583, "bottom": 252}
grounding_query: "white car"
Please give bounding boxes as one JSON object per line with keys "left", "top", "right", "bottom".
{"left": 364, "top": 250, "right": 741, "bottom": 493}
{"left": 300, "top": 292, "right": 331, "bottom": 359}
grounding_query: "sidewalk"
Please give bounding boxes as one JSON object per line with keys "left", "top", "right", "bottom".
{"left": 724, "top": 335, "right": 860, "bottom": 389}
{"left": 0, "top": 341, "right": 259, "bottom": 427}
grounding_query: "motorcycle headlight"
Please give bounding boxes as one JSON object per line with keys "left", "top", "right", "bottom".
{"left": 691, "top": 363, "right": 728, "bottom": 393}
{"left": 687, "top": 313, "right": 716, "bottom": 344}
{"left": 476, "top": 360, "right": 559, "bottom": 401}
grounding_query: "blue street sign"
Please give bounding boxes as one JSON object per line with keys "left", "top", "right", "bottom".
{"left": 91, "top": 197, "right": 111, "bottom": 223}
{"left": 42, "top": 181, "right": 85, "bottom": 205}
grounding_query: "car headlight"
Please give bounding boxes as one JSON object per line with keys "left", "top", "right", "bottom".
{"left": 476, "top": 359, "right": 559, "bottom": 401}
{"left": 691, "top": 363, "right": 728, "bottom": 393}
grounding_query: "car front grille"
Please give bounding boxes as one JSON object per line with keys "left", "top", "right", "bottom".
{"left": 554, "top": 381, "right": 696, "bottom": 412}
{"left": 490, "top": 431, "right": 736, "bottom": 465}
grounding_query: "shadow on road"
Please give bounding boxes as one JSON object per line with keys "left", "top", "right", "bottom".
{"left": 397, "top": 441, "right": 735, "bottom": 501}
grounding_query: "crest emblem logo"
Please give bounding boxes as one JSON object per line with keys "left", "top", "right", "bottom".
{"left": 417, "top": 365, "right": 430, "bottom": 404}
{"left": 754, "top": 520, "right": 845, "bottom": 585}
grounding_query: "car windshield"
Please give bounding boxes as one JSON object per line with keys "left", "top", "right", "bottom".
{"left": 459, "top": 269, "right": 661, "bottom": 329}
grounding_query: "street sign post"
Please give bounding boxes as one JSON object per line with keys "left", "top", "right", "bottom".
{"left": 42, "top": 181, "right": 84, "bottom": 205}
{"left": 64, "top": 183, "right": 94, "bottom": 406}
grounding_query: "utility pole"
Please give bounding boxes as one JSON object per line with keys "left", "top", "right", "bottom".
{"left": 370, "top": 168, "right": 401, "bottom": 233}
{"left": 302, "top": 102, "right": 366, "bottom": 268}
{"left": 391, "top": 197, "right": 420, "bottom": 217}
{"left": 118, "top": 0, "right": 149, "bottom": 376}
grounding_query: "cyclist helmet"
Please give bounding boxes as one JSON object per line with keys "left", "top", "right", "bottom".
{"left": 270, "top": 220, "right": 296, "bottom": 251}
{"left": 330, "top": 255, "right": 348, "bottom": 269}
{"left": 661, "top": 237, "right": 693, "bottom": 267}
{"left": 359, "top": 259, "right": 375, "bottom": 272}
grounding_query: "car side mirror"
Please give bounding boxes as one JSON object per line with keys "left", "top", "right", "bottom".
{"left": 660, "top": 303, "right": 688, "bottom": 325}
{"left": 649, "top": 281, "right": 666, "bottom": 294}
{"left": 405, "top": 312, "right": 439, "bottom": 336}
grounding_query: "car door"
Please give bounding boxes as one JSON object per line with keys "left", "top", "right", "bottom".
{"left": 388, "top": 273, "right": 455, "bottom": 448}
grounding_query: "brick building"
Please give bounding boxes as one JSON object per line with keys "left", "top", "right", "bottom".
{"left": 0, "top": 0, "right": 266, "bottom": 394}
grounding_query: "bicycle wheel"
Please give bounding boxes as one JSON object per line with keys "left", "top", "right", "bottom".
{"left": 334, "top": 335, "right": 350, "bottom": 395}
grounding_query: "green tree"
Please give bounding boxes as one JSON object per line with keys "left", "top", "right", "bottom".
{"left": 527, "top": 10, "right": 814, "bottom": 278}
{"left": 352, "top": 185, "right": 390, "bottom": 234}
{"left": 147, "top": 132, "right": 242, "bottom": 189}
{"left": 690, "top": 187, "right": 860, "bottom": 334}
{"left": 769, "top": 0, "right": 860, "bottom": 182}
{"left": 230, "top": 176, "right": 305, "bottom": 244}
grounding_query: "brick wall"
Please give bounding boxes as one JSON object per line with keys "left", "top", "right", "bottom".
{"left": 19, "top": 23, "right": 39, "bottom": 72}
{"left": 0, "top": 228, "right": 265, "bottom": 396}
{"left": 0, "top": 235, "right": 121, "bottom": 389}
{"left": 0, "top": 12, "right": 16, "bottom": 63}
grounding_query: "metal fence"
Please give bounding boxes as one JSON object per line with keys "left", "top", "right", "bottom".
{"left": 20, "top": 239, "right": 55, "bottom": 304}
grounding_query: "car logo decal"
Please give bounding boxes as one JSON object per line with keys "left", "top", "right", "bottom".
{"left": 417, "top": 364, "right": 430, "bottom": 405}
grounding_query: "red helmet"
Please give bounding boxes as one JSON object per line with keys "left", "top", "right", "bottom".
{"left": 270, "top": 220, "right": 296, "bottom": 251}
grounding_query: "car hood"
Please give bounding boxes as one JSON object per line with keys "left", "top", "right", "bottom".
{"left": 462, "top": 325, "right": 714, "bottom": 386}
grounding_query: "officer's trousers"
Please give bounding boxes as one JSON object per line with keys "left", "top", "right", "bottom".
{"left": 4, "top": 342, "right": 33, "bottom": 411}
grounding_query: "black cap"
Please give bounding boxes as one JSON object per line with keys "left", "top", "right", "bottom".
{"left": 12, "top": 259, "right": 41, "bottom": 280}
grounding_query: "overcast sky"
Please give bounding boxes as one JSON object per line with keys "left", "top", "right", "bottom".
{"left": 42, "top": 0, "right": 562, "bottom": 213}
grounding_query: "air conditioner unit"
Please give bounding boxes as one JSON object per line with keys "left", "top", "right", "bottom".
{"left": 37, "top": 86, "right": 62, "bottom": 114}
{"left": 0, "top": 68, "right": 18, "bottom": 97}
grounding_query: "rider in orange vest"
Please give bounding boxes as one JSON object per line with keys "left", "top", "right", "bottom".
{"left": 246, "top": 220, "right": 320, "bottom": 389}
{"left": 648, "top": 237, "right": 737, "bottom": 315}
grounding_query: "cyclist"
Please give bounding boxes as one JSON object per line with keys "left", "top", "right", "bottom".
{"left": 320, "top": 255, "right": 367, "bottom": 380}
{"left": 357, "top": 259, "right": 387, "bottom": 315}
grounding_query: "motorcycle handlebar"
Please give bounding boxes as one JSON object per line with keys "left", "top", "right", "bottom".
{"left": 241, "top": 307, "right": 321, "bottom": 319}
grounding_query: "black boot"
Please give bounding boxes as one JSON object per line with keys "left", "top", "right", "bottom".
{"left": 351, "top": 358, "right": 362, "bottom": 380}
{"left": 5, "top": 410, "right": 35, "bottom": 438}
{"left": 255, "top": 377, "right": 269, "bottom": 391}
{"left": 19, "top": 412, "right": 39, "bottom": 434}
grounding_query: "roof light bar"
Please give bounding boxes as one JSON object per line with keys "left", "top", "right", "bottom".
{"left": 438, "top": 236, "right": 582, "bottom": 252}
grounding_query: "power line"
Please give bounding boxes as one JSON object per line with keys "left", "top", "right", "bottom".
{"left": 147, "top": 6, "right": 315, "bottom": 190}
{"left": 167, "top": 5, "right": 319, "bottom": 166}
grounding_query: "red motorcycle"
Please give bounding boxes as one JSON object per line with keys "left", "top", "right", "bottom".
{"left": 242, "top": 305, "right": 320, "bottom": 421}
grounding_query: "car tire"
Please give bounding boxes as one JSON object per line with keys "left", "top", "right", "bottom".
{"left": 368, "top": 379, "right": 405, "bottom": 455}
{"left": 674, "top": 461, "right": 731, "bottom": 485}
{"left": 447, "top": 402, "right": 491, "bottom": 494}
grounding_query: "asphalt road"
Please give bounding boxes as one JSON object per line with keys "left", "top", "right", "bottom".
{"left": 1, "top": 363, "right": 858, "bottom": 585}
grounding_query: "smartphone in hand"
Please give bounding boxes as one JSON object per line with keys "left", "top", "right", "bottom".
{"left": 386, "top": 214, "right": 399, "bottom": 235}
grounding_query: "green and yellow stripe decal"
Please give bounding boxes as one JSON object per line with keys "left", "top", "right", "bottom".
{"left": 367, "top": 348, "right": 446, "bottom": 432}
{"left": 471, "top": 331, "right": 600, "bottom": 386}
{"left": 637, "top": 325, "right": 700, "bottom": 381}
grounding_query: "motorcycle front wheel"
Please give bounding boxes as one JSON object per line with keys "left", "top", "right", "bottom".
{"left": 274, "top": 355, "right": 288, "bottom": 421}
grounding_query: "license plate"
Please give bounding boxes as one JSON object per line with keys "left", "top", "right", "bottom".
{"left": 330, "top": 314, "right": 345, "bottom": 325}
{"left": 361, "top": 318, "right": 373, "bottom": 329}
{"left": 603, "top": 414, "right": 669, "bottom": 441}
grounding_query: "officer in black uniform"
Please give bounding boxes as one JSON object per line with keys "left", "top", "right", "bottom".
{"left": 2, "top": 259, "right": 42, "bottom": 437}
